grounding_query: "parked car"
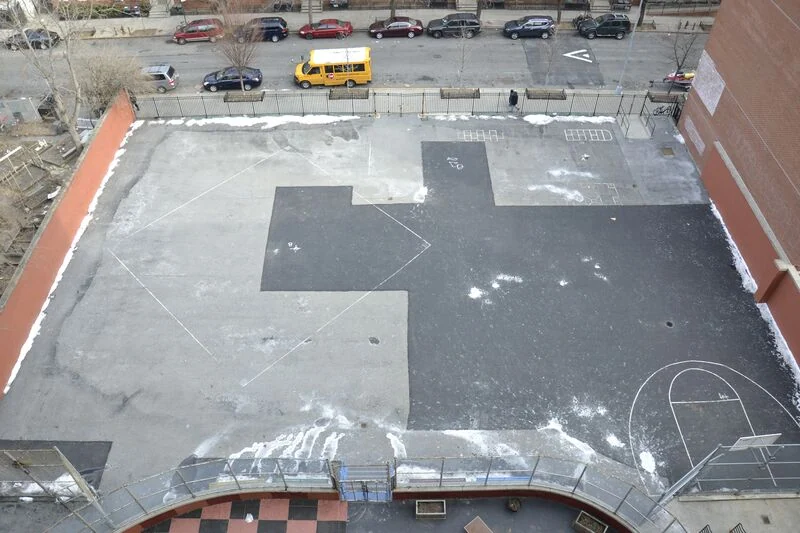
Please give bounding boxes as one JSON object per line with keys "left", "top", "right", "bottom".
{"left": 610, "top": 0, "right": 632, "bottom": 11}
{"left": 427, "top": 13, "right": 481, "bottom": 39}
{"left": 203, "top": 67, "right": 263, "bottom": 92}
{"left": 5, "top": 28, "right": 61, "bottom": 50}
{"left": 298, "top": 19, "right": 353, "bottom": 40}
{"left": 141, "top": 64, "right": 179, "bottom": 93}
{"left": 173, "top": 18, "right": 224, "bottom": 45}
{"left": 368, "top": 16, "right": 424, "bottom": 39}
{"left": 233, "top": 17, "right": 288, "bottom": 43}
{"left": 503, "top": 15, "right": 555, "bottom": 40}
{"left": 576, "top": 13, "right": 631, "bottom": 39}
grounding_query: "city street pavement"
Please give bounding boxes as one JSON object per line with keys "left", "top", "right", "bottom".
{"left": 0, "top": 8, "right": 707, "bottom": 97}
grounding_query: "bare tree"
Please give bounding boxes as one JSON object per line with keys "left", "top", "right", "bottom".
{"left": 556, "top": 0, "right": 563, "bottom": 25}
{"left": 389, "top": 0, "right": 396, "bottom": 19}
{"left": 217, "top": 0, "right": 258, "bottom": 91}
{"left": 306, "top": 0, "right": 312, "bottom": 26}
{"left": 455, "top": 29, "right": 476, "bottom": 87}
{"left": 77, "top": 46, "right": 152, "bottom": 114}
{"left": 476, "top": 0, "right": 482, "bottom": 22}
{"left": 666, "top": 28, "right": 700, "bottom": 93}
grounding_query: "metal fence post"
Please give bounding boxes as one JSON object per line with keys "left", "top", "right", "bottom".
{"left": 275, "top": 460, "right": 289, "bottom": 491}
{"left": 439, "top": 458, "right": 445, "bottom": 488}
{"left": 661, "top": 518, "right": 677, "bottom": 533}
{"left": 201, "top": 96, "right": 208, "bottom": 118}
{"left": 527, "top": 456, "right": 540, "bottom": 486}
{"left": 300, "top": 92, "right": 305, "bottom": 116}
{"left": 153, "top": 98, "right": 161, "bottom": 119}
{"left": 572, "top": 465, "right": 587, "bottom": 494}
{"left": 613, "top": 485, "right": 634, "bottom": 514}
{"left": 594, "top": 93, "right": 599, "bottom": 116}
{"left": 484, "top": 457, "right": 493, "bottom": 486}
{"left": 125, "top": 486, "right": 149, "bottom": 514}
{"left": 225, "top": 460, "right": 242, "bottom": 491}
{"left": 422, "top": 91, "right": 426, "bottom": 116}
{"left": 173, "top": 469, "right": 195, "bottom": 498}
{"left": 177, "top": 97, "right": 183, "bottom": 117}
{"left": 275, "top": 92, "right": 281, "bottom": 115}
{"left": 545, "top": 95, "right": 550, "bottom": 115}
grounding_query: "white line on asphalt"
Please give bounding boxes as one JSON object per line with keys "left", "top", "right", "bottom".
{"left": 563, "top": 49, "right": 593, "bottom": 64}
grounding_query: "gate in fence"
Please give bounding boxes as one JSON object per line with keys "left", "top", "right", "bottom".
{"left": 336, "top": 463, "right": 392, "bottom": 502}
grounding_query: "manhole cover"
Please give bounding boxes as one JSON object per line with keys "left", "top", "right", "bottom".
{"left": 661, "top": 147, "right": 675, "bottom": 157}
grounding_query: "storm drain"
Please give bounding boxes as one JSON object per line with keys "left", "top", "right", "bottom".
{"left": 458, "top": 130, "right": 503, "bottom": 142}
{"left": 661, "top": 146, "right": 675, "bottom": 157}
{"left": 564, "top": 129, "right": 613, "bottom": 142}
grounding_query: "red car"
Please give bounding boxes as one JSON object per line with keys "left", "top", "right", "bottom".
{"left": 298, "top": 19, "right": 353, "bottom": 40}
{"left": 368, "top": 16, "right": 424, "bottom": 39}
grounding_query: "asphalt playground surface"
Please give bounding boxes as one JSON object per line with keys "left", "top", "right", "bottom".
{"left": 1, "top": 113, "right": 799, "bottom": 531}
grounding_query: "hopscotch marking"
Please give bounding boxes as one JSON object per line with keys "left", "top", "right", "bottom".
{"left": 458, "top": 130, "right": 503, "bottom": 142}
{"left": 243, "top": 151, "right": 432, "bottom": 387}
{"left": 628, "top": 360, "right": 800, "bottom": 496}
{"left": 564, "top": 129, "right": 613, "bottom": 142}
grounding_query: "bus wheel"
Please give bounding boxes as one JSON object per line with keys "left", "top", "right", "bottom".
{"left": 346, "top": 79, "right": 355, "bottom": 88}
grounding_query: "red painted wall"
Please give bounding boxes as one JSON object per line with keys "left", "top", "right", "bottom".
{"left": 0, "top": 92, "right": 135, "bottom": 397}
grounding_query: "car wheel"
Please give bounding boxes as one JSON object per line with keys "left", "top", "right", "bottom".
{"left": 433, "top": 30, "right": 442, "bottom": 39}
{"left": 510, "top": 32, "right": 518, "bottom": 40}
{"left": 407, "top": 31, "right": 415, "bottom": 39}
{"left": 271, "top": 34, "right": 279, "bottom": 42}
{"left": 541, "top": 31, "right": 549, "bottom": 39}
{"left": 346, "top": 79, "right": 355, "bottom": 88}
{"left": 465, "top": 30, "right": 474, "bottom": 39}
{"left": 375, "top": 32, "right": 383, "bottom": 39}
{"left": 209, "top": 85, "right": 218, "bottom": 92}
{"left": 244, "top": 83, "right": 253, "bottom": 91}
{"left": 587, "top": 31, "right": 596, "bottom": 39}
{"left": 615, "top": 31, "right": 625, "bottom": 40}
{"left": 209, "top": 36, "right": 217, "bottom": 43}
{"left": 336, "top": 32, "right": 345, "bottom": 39}
{"left": 305, "top": 33, "right": 313, "bottom": 40}
{"left": 178, "top": 37, "right": 187, "bottom": 44}
{"left": 157, "top": 86, "right": 167, "bottom": 93}
{"left": 300, "top": 80, "right": 311, "bottom": 89}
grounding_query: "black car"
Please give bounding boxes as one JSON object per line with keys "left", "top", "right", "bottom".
{"left": 203, "top": 67, "right": 263, "bottom": 92}
{"left": 233, "top": 17, "right": 288, "bottom": 43}
{"left": 503, "top": 15, "right": 555, "bottom": 40}
{"left": 5, "top": 28, "right": 61, "bottom": 50}
{"left": 426, "top": 13, "right": 481, "bottom": 39}
{"left": 577, "top": 13, "right": 631, "bottom": 39}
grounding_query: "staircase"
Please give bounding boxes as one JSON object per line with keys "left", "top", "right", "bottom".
{"left": 148, "top": 0, "right": 170, "bottom": 18}
{"left": 301, "top": 0, "right": 323, "bottom": 13}
{"left": 456, "top": 0, "right": 478, "bottom": 11}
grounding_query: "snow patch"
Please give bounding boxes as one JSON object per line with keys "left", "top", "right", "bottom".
{"left": 571, "top": 398, "right": 608, "bottom": 418}
{"left": 4, "top": 121, "right": 142, "bottom": 394}
{"left": 559, "top": 279, "right": 569, "bottom": 287}
{"left": 538, "top": 419, "right": 596, "bottom": 462}
{"left": 674, "top": 133, "right": 686, "bottom": 144}
{"left": 47, "top": 186, "right": 62, "bottom": 200}
{"left": 413, "top": 186, "right": 428, "bottom": 203}
{"left": 321, "top": 432, "right": 344, "bottom": 459}
{"left": 524, "top": 115, "right": 615, "bottom": 126}
{"left": 169, "top": 115, "right": 360, "bottom": 129}
{"left": 606, "top": 434, "right": 625, "bottom": 448}
{"left": 443, "top": 430, "right": 521, "bottom": 456}
{"left": 496, "top": 274, "right": 523, "bottom": 283}
{"left": 468, "top": 287, "right": 485, "bottom": 299}
{"left": 527, "top": 184, "right": 585, "bottom": 203}
{"left": 546, "top": 169, "right": 595, "bottom": 179}
{"left": 387, "top": 433, "right": 407, "bottom": 458}
{"left": 639, "top": 451, "right": 656, "bottom": 473}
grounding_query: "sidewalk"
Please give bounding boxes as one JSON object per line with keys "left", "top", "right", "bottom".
{"left": 3, "top": 6, "right": 714, "bottom": 40}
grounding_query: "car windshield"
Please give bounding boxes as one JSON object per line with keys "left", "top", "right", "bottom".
{"left": 302, "top": 61, "right": 312, "bottom": 75}
{"left": 595, "top": 16, "right": 606, "bottom": 23}
{"left": 516, "top": 18, "right": 528, "bottom": 24}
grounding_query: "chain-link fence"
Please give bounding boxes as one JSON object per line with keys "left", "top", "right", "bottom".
{"left": 134, "top": 89, "right": 655, "bottom": 120}
{"left": 46, "top": 454, "right": 686, "bottom": 533}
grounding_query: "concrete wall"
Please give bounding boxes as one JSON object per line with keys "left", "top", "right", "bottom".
{"left": 0, "top": 92, "right": 135, "bottom": 397}
{"left": 679, "top": 0, "right": 800, "bottom": 362}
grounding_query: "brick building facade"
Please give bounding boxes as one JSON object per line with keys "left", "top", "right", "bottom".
{"left": 679, "top": 0, "right": 800, "bottom": 361}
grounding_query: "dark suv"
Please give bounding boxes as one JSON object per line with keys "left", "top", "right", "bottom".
{"left": 233, "top": 17, "right": 289, "bottom": 43}
{"left": 577, "top": 13, "right": 631, "bottom": 39}
{"left": 503, "top": 15, "right": 555, "bottom": 40}
{"left": 427, "top": 13, "right": 481, "bottom": 39}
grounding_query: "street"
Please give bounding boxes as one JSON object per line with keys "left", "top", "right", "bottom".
{"left": 1, "top": 29, "right": 705, "bottom": 97}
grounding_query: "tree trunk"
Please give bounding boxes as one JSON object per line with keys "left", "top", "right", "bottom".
{"left": 476, "top": 1, "right": 482, "bottom": 22}
{"left": 52, "top": 92, "right": 83, "bottom": 152}
{"left": 637, "top": 0, "right": 648, "bottom": 27}
{"left": 307, "top": 0, "right": 312, "bottom": 26}
{"left": 557, "top": 0, "right": 563, "bottom": 25}
{"left": 389, "top": 0, "right": 396, "bottom": 19}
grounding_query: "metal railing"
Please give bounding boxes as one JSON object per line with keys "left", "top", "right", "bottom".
{"left": 46, "top": 454, "right": 686, "bottom": 533}
{"left": 645, "top": 0, "right": 721, "bottom": 16}
{"left": 134, "top": 88, "right": 653, "bottom": 120}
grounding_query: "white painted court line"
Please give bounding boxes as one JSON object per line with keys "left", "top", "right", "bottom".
{"left": 670, "top": 399, "right": 740, "bottom": 404}
{"left": 108, "top": 249, "right": 218, "bottom": 363}
{"left": 128, "top": 152, "right": 278, "bottom": 238}
{"left": 242, "top": 150, "right": 432, "bottom": 387}
{"left": 628, "top": 360, "right": 800, "bottom": 495}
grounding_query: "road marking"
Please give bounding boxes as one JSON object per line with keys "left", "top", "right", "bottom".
{"left": 563, "top": 49, "right": 593, "bottom": 63}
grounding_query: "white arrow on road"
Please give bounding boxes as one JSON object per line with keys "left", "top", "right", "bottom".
{"left": 563, "top": 49, "right": 593, "bottom": 63}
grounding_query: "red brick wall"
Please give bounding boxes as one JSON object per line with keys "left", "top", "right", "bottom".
{"left": 0, "top": 93, "right": 135, "bottom": 398}
{"left": 679, "top": 0, "right": 800, "bottom": 362}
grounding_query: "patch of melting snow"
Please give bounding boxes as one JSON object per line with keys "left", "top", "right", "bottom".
{"left": 46, "top": 186, "right": 62, "bottom": 200}
{"left": 527, "top": 184, "right": 585, "bottom": 203}
{"left": 594, "top": 272, "right": 609, "bottom": 282}
{"left": 177, "top": 115, "right": 360, "bottom": 129}
{"left": 559, "top": 279, "right": 569, "bottom": 287}
{"left": 4, "top": 121, "right": 143, "bottom": 394}
{"left": 413, "top": 186, "right": 428, "bottom": 203}
{"left": 674, "top": 133, "right": 686, "bottom": 144}
{"left": 386, "top": 433, "right": 407, "bottom": 458}
{"left": 639, "top": 451, "right": 657, "bottom": 473}
{"left": 491, "top": 281, "right": 501, "bottom": 289}
{"left": 606, "top": 434, "right": 625, "bottom": 448}
{"left": 468, "top": 287, "right": 485, "bottom": 299}
{"left": 711, "top": 203, "right": 800, "bottom": 408}
{"left": 496, "top": 274, "right": 523, "bottom": 283}
{"left": 321, "top": 432, "right": 344, "bottom": 459}
{"left": 546, "top": 169, "right": 595, "bottom": 179}
{"left": 571, "top": 397, "right": 608, "bottom": 418}
{"left": 288, "top": 241, "right": 301, "bottom": 252}
{"left": 524, "top": 115, "right": 615, "bottom": 126}
{"left": 538, "top": 419, "right": 596, "bottom": 462}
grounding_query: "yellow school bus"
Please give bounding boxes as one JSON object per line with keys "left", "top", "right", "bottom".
{"left": 294, "top": 47, "right": 372, "bottom": 89}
